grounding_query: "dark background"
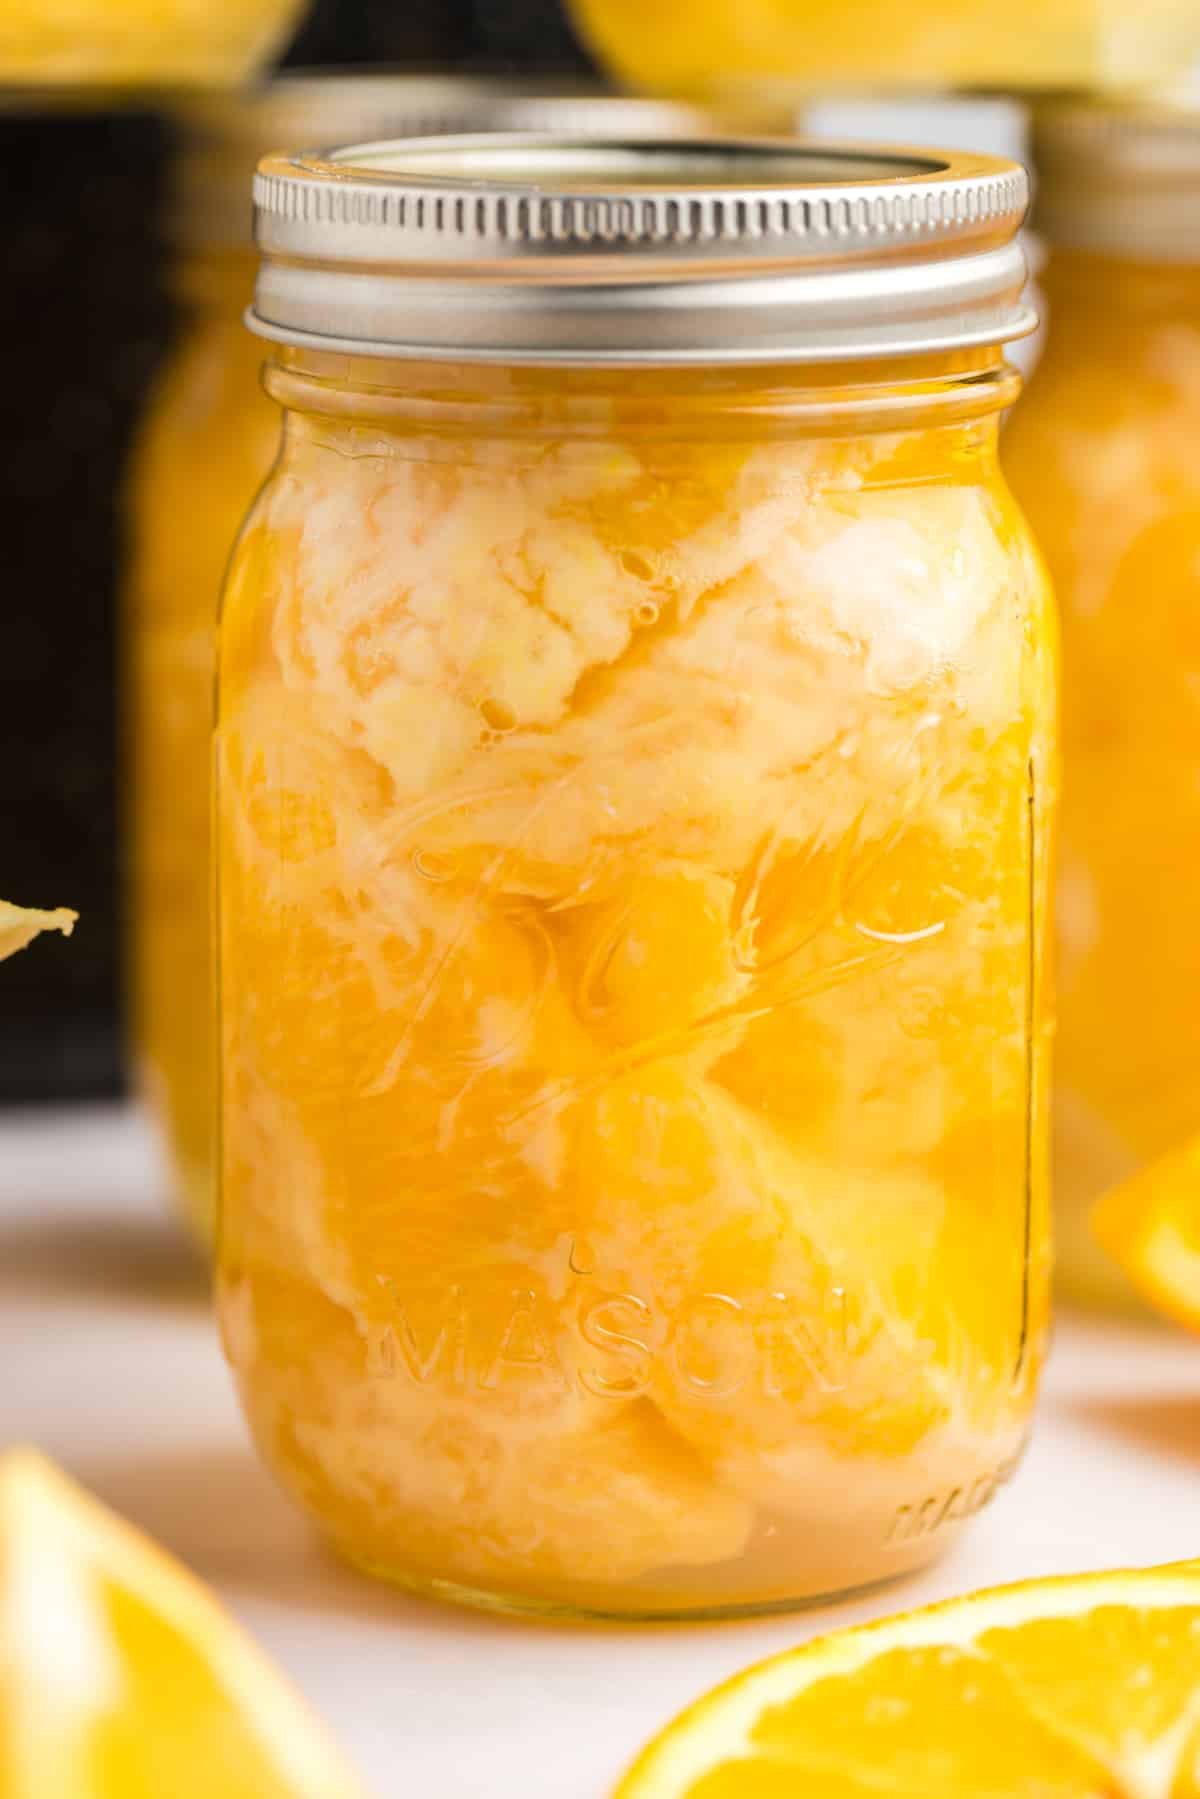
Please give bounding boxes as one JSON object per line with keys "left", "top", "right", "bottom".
{"left": 0, "top": 0, "right": 593, "bottom": 1103}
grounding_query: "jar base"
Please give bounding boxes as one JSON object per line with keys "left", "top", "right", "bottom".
{"left": 328, "top": 1540, "right": 951, "bottom": 1625}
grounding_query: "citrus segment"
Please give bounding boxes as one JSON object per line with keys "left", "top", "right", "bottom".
{"left": 0, "top": 1450, "right": 364, "bottom": 1799}
{"left": 617, "top": 1563, "right": 1200, "bottom": 1799}
{"left": 1093, "top": 1137, "right": 1200, "bottom": 1333}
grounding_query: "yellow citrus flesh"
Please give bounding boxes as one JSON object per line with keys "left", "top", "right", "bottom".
{"left": 567, "top": 0, "right": 1200, "bottom": 95}
{"left": 126, "top": 257, "right": 279, "bottom": 1244}
{"left": 1092, "top": 1136, "right": 1200, "bottom": 1334}
{"left": 0, "top": 0, "right": 304, "bottom": 85}
{"left": 617, "top": 1561, "right": 1200, "bottom": 1798}
{"left": 1006, "top": 255, "right": 1200, "bottom": 1313}
{"left": 0, "top": 1449, "right": 363, "bottom": 1798}
{"left": 216, "top": 356, "right": 1056, "bottom": 1616}
{"left": 0, "top": 902, "right": 76, "bottom": 962}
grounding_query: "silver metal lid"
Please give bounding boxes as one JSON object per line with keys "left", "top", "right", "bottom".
{"left": 1034, "top": 101, "right": 1200, "bottom": 263}
{"left": 248, "top": 136, "right": 1034, "bottom": 366}
{"left": 173, "top": 73, "right": 782, "bottom": 253}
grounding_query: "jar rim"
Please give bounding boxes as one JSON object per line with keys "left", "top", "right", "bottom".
{"left": 261, "top": 346, "right": 1022, "bottom": 439}
{"left": 247, "top": 133, "right": 1035, "bottom": 366}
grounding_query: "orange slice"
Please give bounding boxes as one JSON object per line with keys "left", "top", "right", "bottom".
{"left": 0, "top": 1450, "right": 364, "bottom": 1797}
{"left": 1093, "top": 1137, "right": 1200, "bottom": 1333}
{"left": 0, "top": 902, "right": 76, "bottom": 962}
{"left": 616, "top": 1562, "right": 1200, "bottom": 1797}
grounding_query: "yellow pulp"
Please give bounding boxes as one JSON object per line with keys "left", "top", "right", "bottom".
{"left": 127, "top": 257, "right": 279, "bottom": 1244}
{"left": 0, "top": 0, "right": 304, "bottom": 86}
{"left": 1006, "top": 254, "right": 1200, "bottom": 1312}
{"left": 567, "top": 0, "right": 1200, "bottom": 96}
{"left": 216, "top": 355, "right": 1056, "bottom": 1618}
{"left": 616, "top": 1560, "right": 1200, "bottom": 1797}
{"left": 0, "top": 1449, "right": 364, "bottom": 1797}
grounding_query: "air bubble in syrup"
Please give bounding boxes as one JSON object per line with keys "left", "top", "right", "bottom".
{"left": 411, "top": 848, "right": 458, "bottom": 883}
{"left": 479, "top": 696, "right": 517, "bottom": 733}
{"left": 620, "top": 549, "right": 655, "bottom": 581}
{"left": 636, "top": 600, "right": 660, "bottom": 627}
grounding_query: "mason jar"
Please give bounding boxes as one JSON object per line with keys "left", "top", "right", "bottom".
{"left": 567, "top": 0, "right": 1200, "bottom": 97}
{"left": 0, "top": 0, "right": 306, "bottom": 86}
{"left": 1006, "top": 104, "right": 1200, "bottom": 1311}
{"left": 217, "top": 137, "right": 1056, "bottom": 1619}
{"left": 127, "top": 78, "right": 780, "bottom": 1247}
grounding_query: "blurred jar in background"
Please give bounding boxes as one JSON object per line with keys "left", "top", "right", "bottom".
{"left": 128, "top": 75, "right": 786, "bottom": 1246}
{"left": 217, "top": 138, "right": 1055, "bottom": 1617}
{"left": 126, "top": 90, "right": 278, "bottom": 1241}
{"left": 0, "top": 0, "right": 309, "bottom": 87}
{"left": 567, "top": 0, "right": 1200, "bottom": 96}
{"left": 801, "top": 94, "right": 1044, "bottom": 385}
{"left": 1005, "top": 105, "right": 1200, "bottom": 1310}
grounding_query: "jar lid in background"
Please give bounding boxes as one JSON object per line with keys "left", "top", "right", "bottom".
{"left": 1033, "top": 100, "right": 1200, "bottom": 263}
{"left": 797, "top": 94, "right": 1043, "bottom": 379}
{"left": 171, "top": 73, "right": 789, "bottom": 253}
{"left": 800, "top": 93, "right": 1029, "bottom": 170}
{"left": 248, "top": 135, "right": 1035, "bottom": 365}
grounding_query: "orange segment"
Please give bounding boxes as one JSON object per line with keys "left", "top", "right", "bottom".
{"left": 1093, "top": 1137, "right": 1200, "bottom": 1333}
{"left": 0, "top": 902, "right": 76, "bottom": 962}
{"left": 616, "top": 1562, "right": 1200, "bottom": 1798}
{"left": 0, "top": 1451, "right": 364, "bottom": 1798}
{"left": 567, "top": 1067, "right": 1033, "bottom": 1601}
{"left": 554, "top": 865, "right": 746, "bottom": 1058}
{"left": 222, "top": 1268, "right": 753, "bottom": 1607}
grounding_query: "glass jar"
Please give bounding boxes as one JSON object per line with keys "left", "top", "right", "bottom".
{"left": 0, "top": 0, "right": 306, "bottom": 87}
{"left": 1005, "top": 104, "right": 1200, "bottom": 1311}
{"left": 567, "top": 0, "right": 1200, "bottom": 96}
{"left": 128, "top": 79, "right": 782, "bottom": 1248}
{"left": 217, "top": 138, "right": 1056, "bottom": 1619}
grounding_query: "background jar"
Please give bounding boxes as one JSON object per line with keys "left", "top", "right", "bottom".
{"left": 565, "top": 0, "right": 1200, "bottom": 103}
{"left": 218, "top": 138, "right": 1056, "bottom": 1619}
{"left": 0, "top": 0, "right": 308, "bottom": 87}
{"left": 126, "top": 77, "right": 784, "bottom": 1247}
{"left": 1006, "top": 104, "right": 1200, "bottom": 1312}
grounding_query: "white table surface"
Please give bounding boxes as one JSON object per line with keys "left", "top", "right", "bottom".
{"left": 2, "top": 1101, "right": 1197, "bottom": 1797}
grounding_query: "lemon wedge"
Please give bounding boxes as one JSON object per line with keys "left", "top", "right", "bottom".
{"left": 0, "top": 1450, "right": 365, "bottom": 1797}
{"left": 0, "top": 902, "right": 76, "bottom": 963}
{"left": 616, "top": 1561, "right": 1200, "bottom": 1797}
{"left": 1093, "top": 1138, "right": 1200, "bottom": 1334}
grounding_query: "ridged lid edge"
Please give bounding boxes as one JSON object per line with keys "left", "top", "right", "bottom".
{"left": 248, "top": 134, "right": 1034, "bottom": 363}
